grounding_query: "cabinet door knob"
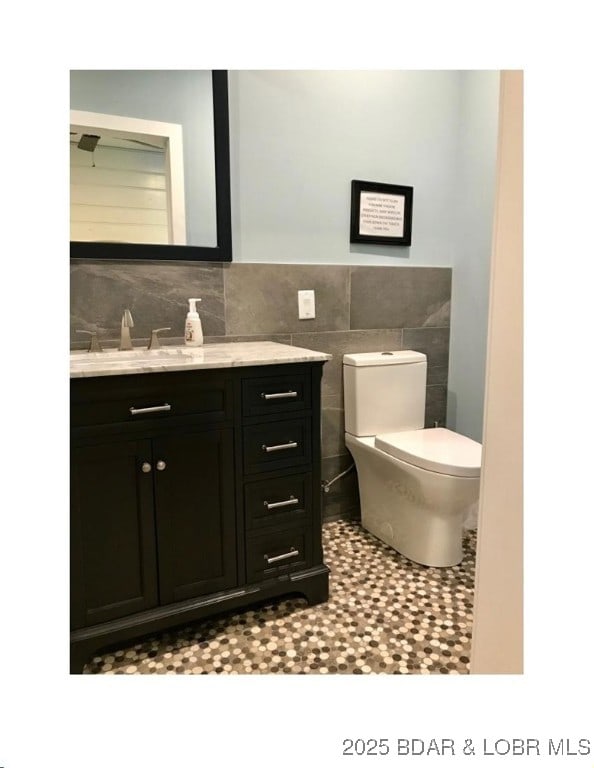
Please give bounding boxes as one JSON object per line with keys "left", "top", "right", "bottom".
{"left": 156, "top": 460, "right": 166, "bottom": 471}
{"left": 141, "top": 462, "right": 152, "bottom": 473}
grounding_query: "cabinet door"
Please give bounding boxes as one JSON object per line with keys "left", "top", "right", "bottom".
{"left": 70, "top": 439, "right": 159, "bottom": 629}
{"left": 153, "top": 428, "right": 237, "bottom": 604}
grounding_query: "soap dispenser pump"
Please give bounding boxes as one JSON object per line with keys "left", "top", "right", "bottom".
{"left": 185, "top": 298, "right": 203, "bottom": 347}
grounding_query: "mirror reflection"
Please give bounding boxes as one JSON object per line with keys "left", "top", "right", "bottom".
{"left": 70, "top": 70, "right": 217, "bottom": 248}
{"left": 70, "top": 111, "right": 186, "bottom": 244}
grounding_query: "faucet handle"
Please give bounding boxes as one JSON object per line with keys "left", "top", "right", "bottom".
{"left": 148, "top": 327, "right": 171, "bottom": 350}
{"left": 76, "top": 330, "right": 103, "bottom": 353}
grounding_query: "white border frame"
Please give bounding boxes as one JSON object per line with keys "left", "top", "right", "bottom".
{"left": 70, "top": 109, "right": 187, "bottom": 245}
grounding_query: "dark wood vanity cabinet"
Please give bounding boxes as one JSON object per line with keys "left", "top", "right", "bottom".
{"left": 152, "top": 427, "right": 237, "bottom": 605}
{"left": 70, "top": 361, "right": 329, "bottom": 673}
{"left": 71, "top": 437, "right": 160, "bottom": 627}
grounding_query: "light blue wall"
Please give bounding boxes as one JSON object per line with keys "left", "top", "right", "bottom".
{"left": 228, "top": 70, "right": 499, "bottom": 440}
{"left": 229, "top": 70, "right": 462, "bottom": 266}
{"left": 448, "top": 71, "right": 500, "bottom": 440}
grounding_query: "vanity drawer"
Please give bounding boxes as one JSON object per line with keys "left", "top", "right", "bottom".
{"left": 246, "top": 527, "right": 311, "bottom": 582}
{"left": 242, "top": 372, "right": 310, "bottom": 417}
{"left": 244, "top": 472, "right": 312, "bottom": 530}
{"left": 71, "top": 371, "right": 233, "bottom": 428}
{"left": 243, "top": 417, "right": 311, "bottom": 475}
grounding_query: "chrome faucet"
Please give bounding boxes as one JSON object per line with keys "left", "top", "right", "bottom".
{"left": 119, "top": 309, "right": 134, "bottom": 350}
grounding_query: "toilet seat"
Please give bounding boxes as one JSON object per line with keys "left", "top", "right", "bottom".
{"left": 374, "top": 428, "right": 481, "bottom": 478}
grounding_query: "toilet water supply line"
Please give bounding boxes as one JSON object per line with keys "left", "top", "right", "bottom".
{"left": 321, "top": 463, "right": 355, "bottom": 493}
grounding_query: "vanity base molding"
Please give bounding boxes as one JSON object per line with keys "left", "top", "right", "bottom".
{"left": 70, "top": 564, "right": 329, "bottom": 674}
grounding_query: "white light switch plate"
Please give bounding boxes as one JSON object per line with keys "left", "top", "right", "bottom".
{"left": 298, "top": 289, "right": 315, "bottom": 319}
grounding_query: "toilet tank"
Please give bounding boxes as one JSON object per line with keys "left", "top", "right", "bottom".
{"left": 343, "top": 350, "right": 427, "bottom": 437}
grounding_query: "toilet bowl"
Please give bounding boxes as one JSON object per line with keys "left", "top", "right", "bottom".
{"left": 345, "top": 430, "right": 480, "bottom": 567}
{"left": 343, "top": 351, "right": 482, "bottom": 567}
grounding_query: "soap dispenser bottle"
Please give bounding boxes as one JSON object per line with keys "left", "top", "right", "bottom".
{"left": 184, "top": 298, "right": 203, "bottom": 347}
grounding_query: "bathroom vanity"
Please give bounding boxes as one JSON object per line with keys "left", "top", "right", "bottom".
{"left": 70, "top": 342, "right": 330, "bottom": 673}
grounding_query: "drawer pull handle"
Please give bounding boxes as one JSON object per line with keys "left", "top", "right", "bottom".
{"left": 261, "top": 441, "right": 298, "bottom": 453}
{"left": 265, "top": 547, "right": 299, "bottom": 565}
{"left": 260, "top": 390, "right": 297, "bottom": 400}
{"left": 129, "top": 403, "right": 171, "bottom": 416}
{"left": 264, "top": 495, "right": 299, "bottom": 510}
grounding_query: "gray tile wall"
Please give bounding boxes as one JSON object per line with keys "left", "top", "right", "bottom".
{"left": 71, "top": 261, "right": 451, "bottom": 521}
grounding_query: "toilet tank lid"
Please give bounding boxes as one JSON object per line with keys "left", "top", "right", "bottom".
{"left": 343, "top": 350, "right": 427, "bottom": 367}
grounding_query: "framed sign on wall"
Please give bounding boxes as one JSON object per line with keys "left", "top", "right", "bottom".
{"left": 350, "top": 180, "right": 413, "bottom": 246}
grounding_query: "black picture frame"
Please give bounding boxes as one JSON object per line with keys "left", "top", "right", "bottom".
{"left": 350, "top": 180, "right": 413, "bottom": 246}
{"left": 70, "top": 70, "right": 232, "bottom": 263}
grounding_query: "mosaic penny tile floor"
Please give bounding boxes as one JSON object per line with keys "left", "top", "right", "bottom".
{"left": 84, "top": 519, "right": 477, "bottom": 675}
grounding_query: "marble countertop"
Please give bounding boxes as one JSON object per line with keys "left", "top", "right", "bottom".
{"left": 70, "top": 341, "right": 331, "bottom": 378}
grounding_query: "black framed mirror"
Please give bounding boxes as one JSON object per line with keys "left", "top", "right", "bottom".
{"left": 70, "top": 70, "right": 232, "bottom": 263}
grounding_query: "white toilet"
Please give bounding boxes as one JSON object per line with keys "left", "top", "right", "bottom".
{"left": 343, "top": 350, "right": 482, "bottom": 567}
